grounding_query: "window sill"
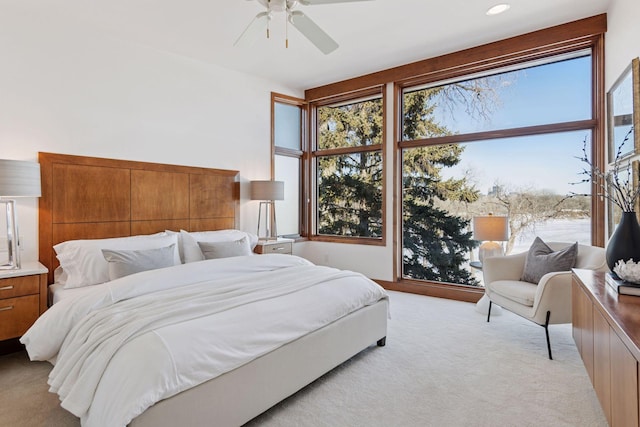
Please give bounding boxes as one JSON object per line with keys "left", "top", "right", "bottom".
{"left": 310, "top": 235, "right": 385, "bottom": 246}
{"left": 383, "top": 279, "right": 483, "bottom": 303}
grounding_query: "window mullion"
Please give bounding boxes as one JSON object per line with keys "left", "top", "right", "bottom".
{"left": 313, "top": 144, "right": 382, "bottom": 157}
{"left": 398, "top": 119, "right": 598, "bottom": 149}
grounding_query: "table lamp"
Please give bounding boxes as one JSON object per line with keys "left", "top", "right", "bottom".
{"left": 473, "top": 214, "right": 508, "bottom": 263}
{"left": 0, "top": 159, "right": 41, "bottom": 269}
{"left": 250, "top": 180, "right": 284, "bottom": 241}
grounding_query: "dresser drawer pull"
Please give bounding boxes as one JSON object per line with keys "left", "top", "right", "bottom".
{"left": 0, "top": 305, "right": 14, "bottom": 312}
{"left": 272, "top": 246, "right": 286, "bottom": 251}
{"left": 0, "top": 285, "right": 14, "bottom": 291}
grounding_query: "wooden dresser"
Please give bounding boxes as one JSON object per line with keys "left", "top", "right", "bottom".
{"left": 572, "top": 268, "right": 640, "bottom": 427}
{"left": 0, "top": 262, "right": 48, "bottom": 341}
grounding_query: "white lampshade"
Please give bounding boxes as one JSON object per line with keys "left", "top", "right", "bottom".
{"left": 0, "top": 159, "right": 41, "bottom": 198}
{"left": 473, "top": 215, "right": 508, "bottom": 242}
{"left": 250, "top": 180, "right": 284, "bottom": 201}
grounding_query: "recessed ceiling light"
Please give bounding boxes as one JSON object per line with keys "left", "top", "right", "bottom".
{"left": 486, "top": 3, "right": 511, "bottom": 15}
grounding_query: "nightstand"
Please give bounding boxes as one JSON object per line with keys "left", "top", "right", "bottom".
{"left": 253, "top": 238, "right": 294, "bottom": 255}
{"left": 0, "top": 261, "right": 48, "bottom": 341}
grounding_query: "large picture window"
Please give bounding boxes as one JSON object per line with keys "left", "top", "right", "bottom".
{"left": 301, "top": 16, "right": 604, "bottom": 301}
{"left": 400, "top": 52, "right": 595, "bottom": 286}
{"left": 313, "top": 90, "right": 385, "bottom": 241}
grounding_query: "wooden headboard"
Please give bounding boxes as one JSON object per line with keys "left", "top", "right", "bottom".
{"left": 38, "top": 152, "right": 240, "bottom": 284}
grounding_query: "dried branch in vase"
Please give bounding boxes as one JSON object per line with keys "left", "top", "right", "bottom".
{"left": 569, "top": 127, "right": 639, "bottom": 212}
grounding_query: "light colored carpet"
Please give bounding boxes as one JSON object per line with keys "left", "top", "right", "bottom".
{"left": 0, "top": 291, "right": 606, "bottom": 427}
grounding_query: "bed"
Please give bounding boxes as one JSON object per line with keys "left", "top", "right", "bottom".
{"left": 23, "top": 152, "right": 389, "bottom": 427}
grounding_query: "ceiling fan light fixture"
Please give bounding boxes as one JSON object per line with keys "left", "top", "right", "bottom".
{"left": 486, "top": 3, "right": 511, "bottom": 16}
{"left": 238, "top": 0, "right": 370, "bottom": 54}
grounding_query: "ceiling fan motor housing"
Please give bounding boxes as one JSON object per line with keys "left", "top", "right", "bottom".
{"left": 257, "top": 0, "right": 291, "bottom": 12}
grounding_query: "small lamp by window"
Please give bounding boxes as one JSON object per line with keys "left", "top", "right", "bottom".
{"left": 473, "top": 214, "right": 508, "bottom": 263}
{"left": 250, "top": 180, "right": 284, "bottom": 241}
{"left": 0, "top": 159, "right": 41, "bottom": 269}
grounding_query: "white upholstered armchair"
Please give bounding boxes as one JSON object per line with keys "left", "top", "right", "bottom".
{"left": 483, "top": 242, "right": 606, "bottom": 359}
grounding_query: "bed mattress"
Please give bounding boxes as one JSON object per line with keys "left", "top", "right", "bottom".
{"left": 21, "top": 254, "right": 388, "bottom": 427}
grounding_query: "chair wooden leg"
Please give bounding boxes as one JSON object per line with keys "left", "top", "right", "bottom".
{"left": 544, "top": 310, "right": 552, "bottom": 360}
{"left": 486, "top": 300, "right": 492, "bottom": 323}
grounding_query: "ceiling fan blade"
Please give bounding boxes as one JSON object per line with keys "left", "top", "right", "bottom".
{"left": 234, "top": 12, "right": 270, "bottom": 47}
{"left": 288, "top": 11, "right": 338, "bottom": 55}
{"left": 298, "top": 0, "right": 374, "bottom": 5}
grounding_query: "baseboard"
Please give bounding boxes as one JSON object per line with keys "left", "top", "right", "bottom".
{"left": 372, "top": 279, "right": 483, "bottom": 303}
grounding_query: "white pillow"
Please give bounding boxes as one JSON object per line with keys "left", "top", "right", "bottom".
{"left": 102, "top": 244, "right": 177, "bottom": 280}
{"left": 53, "top": 266, "right": 68, "bottom": 285}
{"left": 180, "top": 229, "right": 258, "bottom": 263}
{"left": 55, "top": 233, "right": 180, "bottom": 288}
{"left": 198, "top": 237, "right": 252, "bottom": 260}
{"left": 164, "top": 230, "right": 184, "bottom": 263}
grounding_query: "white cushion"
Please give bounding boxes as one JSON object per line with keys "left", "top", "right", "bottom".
{"left": 488, "top": 280, "right": 537, "bottom": 307}
{"left": 55, "top": 233, "right": 180, "bottom": 288}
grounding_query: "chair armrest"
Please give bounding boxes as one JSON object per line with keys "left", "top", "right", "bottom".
{"left": 575, "top": 245, "right": 607, "bottom": 272}
{"left": 482, "top": 252, "right": 528, "bottom": 284}
{"left": 531, "top": 270, "right": 572, "bottom": 325}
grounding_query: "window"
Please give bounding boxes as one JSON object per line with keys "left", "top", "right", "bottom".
{"left": 272, "top": 93, "right": 306, "bottom": 238}
{"left": 301, "top": 16, "right": 605, "bottom": 301}
{"left": 399, "top": 52, "right": 595, "bottom": 286}
{"left": 312, "top": 89, "right": 385, "bottom": 241}
{"left": 402, "top": 55, "right": 592, "bottom": 139}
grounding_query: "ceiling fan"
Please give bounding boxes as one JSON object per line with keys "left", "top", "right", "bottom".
{"left": 234, "top": 0, "right": 373, "bottom": 55}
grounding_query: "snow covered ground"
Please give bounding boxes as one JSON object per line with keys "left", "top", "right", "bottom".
{"left": 509, "top": 218, "right": 591, "bottom": 255}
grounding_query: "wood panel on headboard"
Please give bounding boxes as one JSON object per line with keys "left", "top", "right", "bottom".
{"left": 38, "top": 152, "right": 240, "bottom": 284}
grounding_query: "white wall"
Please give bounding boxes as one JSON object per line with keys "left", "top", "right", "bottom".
{"left": 605, "top": 0, "right": 640, "bottom": 90}
{"left": 0, "top": 6, "right": 299, "bottom": 264}
{"left": 604, "top": 0, "right": 640, "bottom": 235}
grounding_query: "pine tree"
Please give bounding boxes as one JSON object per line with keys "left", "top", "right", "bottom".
{"left": 402, "top": 89, "right": 480, "bottom": 285}
{"left": 317, "top": 98, "right": 383, "bottom": 237}
{"left": 316, "top": 83, "right": 497, "bottom": 286}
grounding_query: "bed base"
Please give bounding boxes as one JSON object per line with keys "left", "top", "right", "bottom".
{"left": 130, "top": 299, "right": 388, "bottom": 427}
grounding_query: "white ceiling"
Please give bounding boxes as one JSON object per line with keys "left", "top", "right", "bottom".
{"left": 12, "top": 0, "right": 611, "bottom": 92}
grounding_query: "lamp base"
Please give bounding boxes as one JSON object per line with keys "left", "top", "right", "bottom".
{"left": 1, "top": 199, "right": 20, "bottom": 270}
{"left": 256, "top": 201, "right": 278, "bottom": 241}
{"left": 478, "top": 241, "right": 503, "bottom": 264}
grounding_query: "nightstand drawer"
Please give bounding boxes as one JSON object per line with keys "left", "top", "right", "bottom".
{"left": 255, "top": 242, "right": 293, "bottom": 255}
{"left": 0, "top": 294, "right": 39, "bottom": 340}
{"left": 0, "top": 275, "right": 39, "bottom": 299}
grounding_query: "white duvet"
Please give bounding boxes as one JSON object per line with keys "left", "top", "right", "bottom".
{"left": 21, "top": 254, "right": 388, "bottom": 427}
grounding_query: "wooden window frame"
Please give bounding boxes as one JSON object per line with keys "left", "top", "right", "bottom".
{"left": 393, "top": 22, "right": 605, "bottom": 300}
{"left": 271, "top": 92, "right": 308, "bottom": 239}
{"left": 309, "top": 86, "right": 386, "bottom": 245}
